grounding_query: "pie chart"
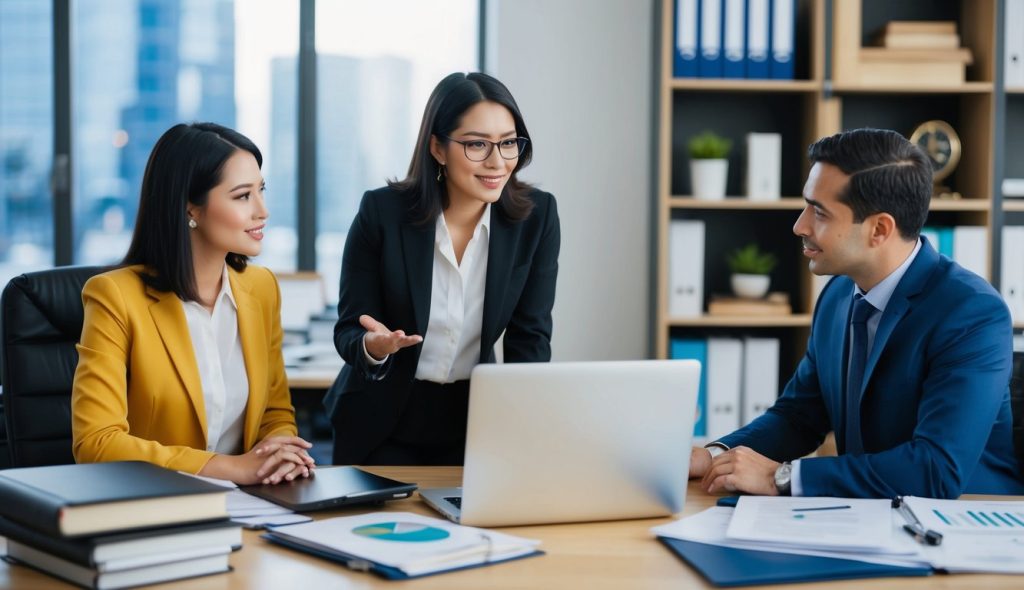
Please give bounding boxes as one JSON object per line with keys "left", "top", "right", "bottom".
{"left": 352, "top": 521, "right": 451, "bottom": 542}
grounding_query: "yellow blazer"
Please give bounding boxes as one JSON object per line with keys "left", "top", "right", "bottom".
{"left": 72, "top": 264, "right": 297, "bottom": 474}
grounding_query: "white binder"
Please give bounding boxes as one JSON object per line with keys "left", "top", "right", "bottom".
{"left": 744, "top": 132, "right": 781, "bottom": 200}
{"left": 741, "top": 336, "right": 779, "bottom": 425}
{"left": 952, "top": 226, "right": 988, "bottom": 281}
{"left": 1006, "top": 0, "right": 1024, "bottom": 88}
{"left": 707, "top": 337, "right": 743, "bottom": 440}
{"left": 669, "top": 220, "right": 706, "bottom": 317}
{"left": 1002, "top": 226, "right": 1024, "bottom": 323}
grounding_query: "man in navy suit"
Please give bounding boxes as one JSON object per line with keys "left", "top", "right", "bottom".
{"left": 689, "top": 128, "right": 1023, "bottom": 498}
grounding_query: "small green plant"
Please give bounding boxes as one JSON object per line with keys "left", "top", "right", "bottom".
{"left": 688, "top": 130, "right": 732, "bottom": 159}
{"left": 727, "top": 244, "right": 777, "bottom": 275}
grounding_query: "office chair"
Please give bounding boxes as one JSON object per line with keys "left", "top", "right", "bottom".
{"left": 0, "top": 266, "right": 108, "bottom": 467}
{"left": 1012, "top": 350, "right": 1024, "bottom": 479}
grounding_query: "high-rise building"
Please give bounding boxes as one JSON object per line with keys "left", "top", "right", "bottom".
{"left": 268, "top": 53, "right": 413, "bottom": 233}
{"left": 0, "top": 0, "right": 54, "bottom": 267}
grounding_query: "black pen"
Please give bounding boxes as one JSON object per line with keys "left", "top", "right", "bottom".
{"left": 791, "top": 505, "right": 852, "bottom": 512}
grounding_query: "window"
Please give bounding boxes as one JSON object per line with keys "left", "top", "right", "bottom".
{"left": 0, "top": 0, "right": 54, "bottom": 285}
{"left": 71, "top": 0, "right": 299, "bottom": 272}
{"left": 315, "top": 0, "right": 479, "bottom": 302}
{"left": 3, "top": 1, "right": 480, "bottom": 279}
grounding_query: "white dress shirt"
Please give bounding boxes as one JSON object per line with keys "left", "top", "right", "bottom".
{"left": 791, "top": 238, "right": 923, "bottom": 496}
{"left": 181, "top": 265, "right": 249, "bottom": 455}
{"left": 413, "top": 205, "right": 491, "bottom": 383}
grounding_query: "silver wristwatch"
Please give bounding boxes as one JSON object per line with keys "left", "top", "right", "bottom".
{"left": 774, "top": 462, "right": 793, "bottom": 496}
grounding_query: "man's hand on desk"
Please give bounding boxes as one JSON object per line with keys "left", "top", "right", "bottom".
{"left": 199, "top": 435, "right": 316, "bottom": 485}
{"left": 688, "top": 446, "right": 713, "bottom": 478}
{"left": 699, "top": 446, "right": 781, "bottom": 496}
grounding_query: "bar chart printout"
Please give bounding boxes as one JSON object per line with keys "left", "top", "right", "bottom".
{"left": 905, "top": 497, "right": 1024, "bottom": 533}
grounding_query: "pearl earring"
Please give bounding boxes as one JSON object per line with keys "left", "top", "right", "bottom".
{"left": 188, "top": 219, "right": 198, "bottom": 229}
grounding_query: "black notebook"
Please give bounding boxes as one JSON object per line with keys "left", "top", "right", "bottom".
{"left": 240, "top": 466, "right": 416, "bottom": 512}
{"left": 0, "top": 462, "right": 228, "bottom": 537}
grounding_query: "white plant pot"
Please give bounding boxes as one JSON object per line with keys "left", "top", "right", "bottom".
{"left": 731, "top": 273, "right": 771, "bottom": 299}
{"left": 690, "top": 158, "right": 728, "bottom": 200}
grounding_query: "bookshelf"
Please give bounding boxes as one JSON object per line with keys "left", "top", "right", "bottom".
{"left": 655, "top": 0, "right": 1007, "bottom": 375}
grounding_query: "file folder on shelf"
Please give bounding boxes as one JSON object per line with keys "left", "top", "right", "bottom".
{"left": 674, "top": 0, "right": 700, "bottom": 77}
{"left": 722, "top": 0, "right": 745, "bottom": 78}
{"left": 769, "top": 0, "right": 795, "bottom": 79}
{"left": 746, "top": 0, "right": 770, "bottom": 78}
{"left": 698, "top": 0, "right": 723, "bottom": 76}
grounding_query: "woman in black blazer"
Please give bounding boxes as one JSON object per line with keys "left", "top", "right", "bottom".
{"left": 325, "top": 72, "right": 560, "bottom": 465}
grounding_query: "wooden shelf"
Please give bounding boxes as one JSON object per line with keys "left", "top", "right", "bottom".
{"left": 830, "top": 82, "right": 993, "bottom": 94}
{"left": 654, "top": 0, "right": 1005, "bottom": 361}
{"left": 667, "top": 197, "right": 806, "bottom": 210}
{"left": 666, "top": 197, "right": 985, "bottom": 211}
{"left": 669, "top": 79, "right": 821, "bottom": 92}
{"left": 1006, "top": 87, "right": 1024, "bottom": 95}
{"left": 928, "top": 199, "right": 990, "bottom": 211}
{"left": 665, "top": 315, "right": 812, "bottom": 328}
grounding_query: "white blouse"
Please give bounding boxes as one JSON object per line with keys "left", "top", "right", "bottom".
{"left": 181, "top": 265, "right": 249, "bottom": 454}
{"left": 415, "top": 205, "right": 491, "bottom": 383}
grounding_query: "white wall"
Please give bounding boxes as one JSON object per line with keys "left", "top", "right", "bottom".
{"left": 490, "top": 0, "right": 655, "bottom": 360}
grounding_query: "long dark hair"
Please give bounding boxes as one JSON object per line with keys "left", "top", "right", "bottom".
{"left": 389, "top": 72, "right": 535, "bottom": 223}
{"left": 808, "top": 128, "right": 932, "bottom": 240}
{"left": 122, "top": 122, "right": 263, "bottom": 301}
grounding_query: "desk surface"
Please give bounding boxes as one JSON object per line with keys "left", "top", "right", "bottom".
{"left": 2, "top": 467, "right": 1022, "bottom": 589}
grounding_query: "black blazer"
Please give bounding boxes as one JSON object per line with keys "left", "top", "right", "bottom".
{"left": 324, "top": 186, "right": 560, "bottom": 464}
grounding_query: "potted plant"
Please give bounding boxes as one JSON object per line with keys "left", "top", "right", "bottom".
{"left": 727, "top": 243, "right": 777, "bottom": 299}
{"left": 688, "top": 130, "right": 732, "bottom": 200}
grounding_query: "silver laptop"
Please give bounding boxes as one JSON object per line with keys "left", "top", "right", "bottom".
{"left": 420, "top": 360, "right": 699, "bottom": 527}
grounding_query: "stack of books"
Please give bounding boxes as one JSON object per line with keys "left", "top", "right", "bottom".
{"left": 862, "top": 21, "right": 973, "bottom": 85}
{"left": 0, "top": 461, "right": 241, "bottom": 589}
{"left": 873, "top": 21, "right": 961, "bottom": 50}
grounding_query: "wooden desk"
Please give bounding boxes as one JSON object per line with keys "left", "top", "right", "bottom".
{"left": 2, "top": 467, "right": 1022, "bottom": 589}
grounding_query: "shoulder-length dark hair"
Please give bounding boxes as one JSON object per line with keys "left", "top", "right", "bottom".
{"left": 389, "top": 72, "right": 535, "bottom": 223}
{"left": 122, "top": 122, "right": 263, "bottom": 301}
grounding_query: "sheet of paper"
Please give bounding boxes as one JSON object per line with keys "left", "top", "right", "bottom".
{"left": 180, "top": 472, "right": 238, "bottom": 489}
{"left": 918, "top": 532, "right": 1024, "bottom": 573}
{"left": 653, "top": 507, "right": 926, "bottom": 568}
{"left": 904, "top": 496, "right": 1024, "bottom": 534}
{"left": 235, "top": 513, "right": 313, "bottom": 529}
{"left": 226, "top": 490, "right": 294, "bottom": 517}
{"left": 726, "top": 496, "right": 912, "bottom": 554}
{"left": 901, "top": 496, "right": 1024, "bottom": 573}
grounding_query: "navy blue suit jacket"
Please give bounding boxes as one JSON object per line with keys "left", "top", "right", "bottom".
{"left": 324, "top": 186, "right": 560, "bottom": 465}
{"left": 721, "top": 238, "right": 1023, "bottom": 498}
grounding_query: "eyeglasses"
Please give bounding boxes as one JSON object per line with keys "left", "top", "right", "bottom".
{"left": 443, "top": 135, "right": 529, "bottom": 162}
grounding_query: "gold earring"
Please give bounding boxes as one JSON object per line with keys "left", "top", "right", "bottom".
{"left": 188, "top": 218, "right": 198, "bottom": 229}
{"left": 436, "top": 164, "right": 444, "bottom": 182}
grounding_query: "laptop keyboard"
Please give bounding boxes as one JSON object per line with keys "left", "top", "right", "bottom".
{"left": 444, "top": 496, "right": 462, "bottom": 509}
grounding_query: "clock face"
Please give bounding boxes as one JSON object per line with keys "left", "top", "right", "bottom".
{"left": 910, "top": 120, "right": 961, "bottom": 183}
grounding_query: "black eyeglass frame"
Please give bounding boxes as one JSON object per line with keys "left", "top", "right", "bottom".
{"left": 442, "top": 135, "right": 530, "bottom": 162}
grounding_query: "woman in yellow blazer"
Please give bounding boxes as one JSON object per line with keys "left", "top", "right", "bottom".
{"left": 72, "top": 122, "right": 314, "bottom": 485}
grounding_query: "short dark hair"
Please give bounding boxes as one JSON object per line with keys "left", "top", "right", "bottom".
{"left": 122, "top": 122, "right": 263, "bottom": 301}
{"left": 389, "top": 72, "right": 535, "bottom": 224}
{"left": 807, "top": 128, "right": 932, "bottom": 240}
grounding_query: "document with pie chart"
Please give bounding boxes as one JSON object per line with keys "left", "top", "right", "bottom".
{"left": 262, "top": 511, "right": 542, "bottom": 578}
